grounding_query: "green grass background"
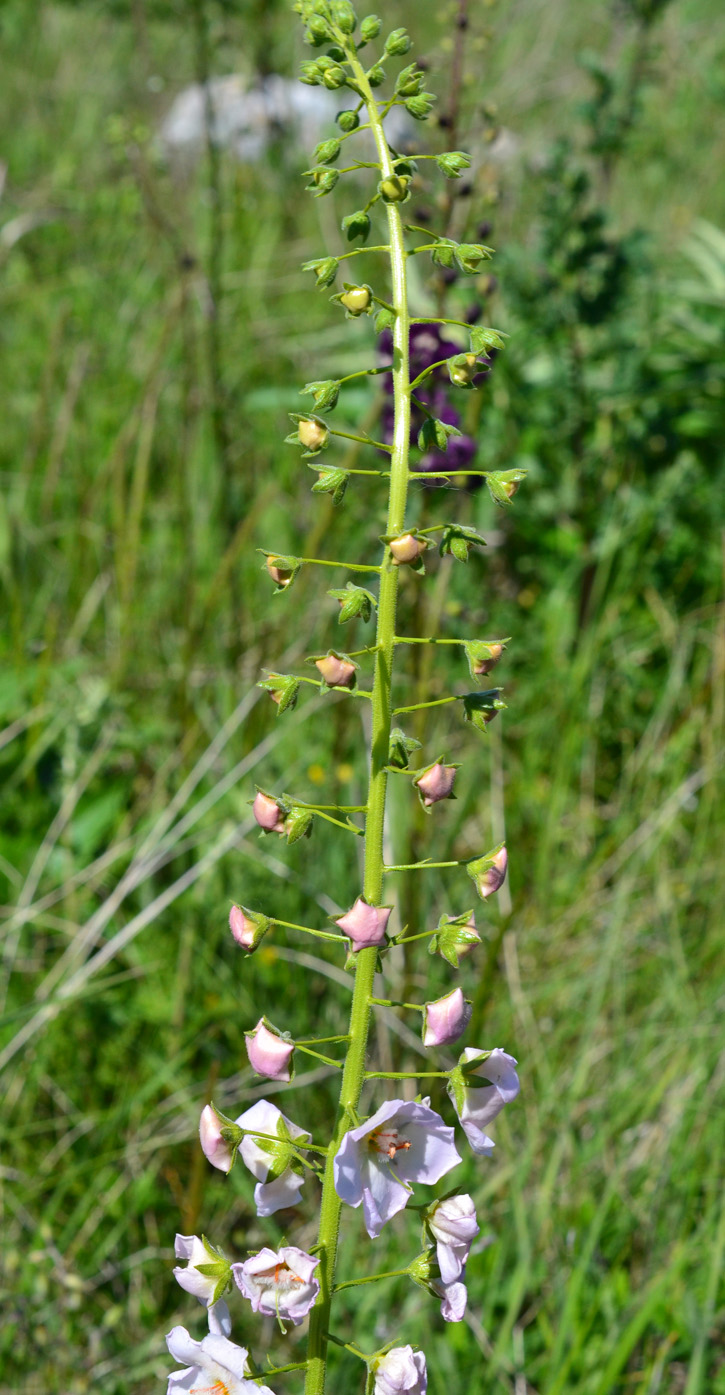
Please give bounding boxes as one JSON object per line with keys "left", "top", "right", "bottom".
{"left": 1, "top": 0, "right": 724, "bottom": 1391}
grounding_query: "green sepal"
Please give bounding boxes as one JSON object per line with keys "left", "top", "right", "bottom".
{"left": 285, "top": 808, "right": 314, "bottom": 844}
{"left": 486, "top": 469, "right": 527, "bottom": 506}
{"left": 436, "top": 150, "right": 472, "bottom": 179}
{"left": 323, "top": 65, "right": 348, "bottom": 90}
{"left": 301, "top": 379, "right": 341, "bottom": 412}
{"left": 394, "top": 62, "right": 424, "bottom": 97}
{"left": 454, "top": 241, "right": 494, "bottom": 274}
{"left": 466, "top": 844, "right": 506, "bottom": 898}
{"left": 375, "top": 306, "right": 396, "bottom": 333}
{"left": 430, "top": 238, "right": 457, "bottom": 269}
{"left": 303, "top": 165, "right": 340, "bottom": 197}
{"left": 417, "top": 416, "right": 462, "bottom": 454}
{"left": 462, "top": 689, "right": 506, "bottom": 732}
{"left": 384, "top": 27, "right": 411, "bottom": 55}
{"left": 446, "top": 1064, "right": 468, "bottom": 1116}
{"left": 469, "top": 324, "right": 506, "bottom": 354}
{"left": 309, "top": 466, "right": 349, "bottom": 505}
{"left": 299, "top": 60, "right": 323, "bottom": 85}
{"left": 328, "top": 582, "right": 377, "bottom": 623}
{"left": 366, "top": 61, "right": 386, "bottom": 87}
{"left": 337, "top": 109, "right": 360, "bottom": 132}
{"left": 447, "top": 352, "right": 482, "bottom": 389}
{"left": 258, "top": 672, "right": 301, "bottom": 715}
{"left": 288, "top": 411, "right": 329, "bottom": 456}
{"left": 464, "top": 639, "right": 509, "bottom": 682}
{"left": 360, "top": 14, "right": 382, "bottom": 42}
{"left": 439, "top": 523, "right": 487, "bottom": 562}
{"left": 405, "top": 91, "right": 436, "bottom": 120}
{"left": 341, "top": 209, "right": 372, "bottom": 243}
{"left": 259, "top": 551, "right": 303, "bottom": 591}
{"left": 459, "top": 1047, "right": 493, "bottom": 1080}
{"left": 428, "top": 911, "right": 479, "bottom": 969}
{"left": 302, "top": 255, "right": 339, "bottom": 289}
{"left": 194, "top": 1256, "right": 233, "bottom": 1305}
{"left": 408, "top": 1247, "right": 438, "bottom": 1292}
{"left": 387, "top": 727, "right": 422, "bottom": 770}
{"left": 314, "top": 136, "right": 342, "bottom": 165}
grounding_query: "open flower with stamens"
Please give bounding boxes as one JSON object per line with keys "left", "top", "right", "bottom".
{"left": 426, "top": 1195, "right": 479, "bottom": 1283}
{"left": 371, "top": 1345, "right": 427, "bottom": 1395}
{"left": 232, "top": 1246, "right": 320, "bottom": 1326}
{"left": 334, "top": 896, "right": 392, "bottom": 951}
{"left": 447, "top": 1048, "right": 520, "bottom": 1155}
{"left": 166, "top": 1300, "right": 273, "bottom": 1395}
{"left": 245, "top": 1018, "right": 295, "bottom": 1082}
{"left": 237, "top": 1099, "right": 311, "bottom": 1216}
{"left": 333, "top": 1098, "right": 461, "bottom": 1238}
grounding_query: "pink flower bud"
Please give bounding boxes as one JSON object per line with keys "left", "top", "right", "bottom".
{"left": 315, "top": 653, "right": 356, "bottom": 688}
{"left": 422, "top": 988, "right": 472, "bottom": 1047}
{"left": 266, "top": 556, "right": 295, "bottom": 588}
{"left": 414, "top": 762, "right": 457, "bottom": 807}
{"left": 252, "top": 791, "right": 286, "bottom": 833}
{"left": 389, "top": 533, "right": 427, "bottom": 565}
{"left": 473, "top": 643, "right": 504, "bottom": 676}
{"left": 468, "top": 843, "right": 508, "bottom": 899}
{"left": 298, "top": 417, "right": 329, "bottom": 450}
{"left": 335, "top": 896, "right": 392, "bottom": 951}
{"left": 199, "top": 1103, "right": 234, "bottom": 1173}
{"left": 229, "top": 904, "right": 270, "bottom": 952}
{"left": 245, "top": 1018, "right": 295, "bottom": 1082}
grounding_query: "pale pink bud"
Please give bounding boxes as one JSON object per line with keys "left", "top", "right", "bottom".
{"left": 335, "top": 896, "right": 392, "bottom": 950}
{"left": 415, "top": 762, "right": 457, "bottom": 807}
{"left": 266, "top": 555, "right": 295, "bottom": 588}
{"left": 229, "top": 904, "right": 270, "bottom": 952}
{"left": 199, "top": 1104, "right": 234, "bottom": 1174}
{"left": 245, "top": 1018, "right": 295, "bottom": 1082}
{"left": 253, "top": 791, "right": 286, "bottom": 833}
{"left": 473, "top": 643, "right": 504, "bottom": 676}
{"left": 389, "top": 533, "right": 427, "bottom": 565}
{"left": 315, "top": 654, "right": 356, "bottom": 688}
{"left": 423, "top": 988, "right": 472, "bottom": 1047}
{"left": 478, "top": 845, "right": 508, "bottom": 898}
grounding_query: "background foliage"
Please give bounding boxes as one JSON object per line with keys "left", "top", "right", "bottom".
{"left": 1, "top": 0, "right": 724, "bottom": 1391}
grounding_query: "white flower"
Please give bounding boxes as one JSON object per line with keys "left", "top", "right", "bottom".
{"left": 236, "top": 1099, "right": 311, "bottom": 1216}
{"left": 232, "top": 1246, "right": 320, "bottom": 1326}
{"left": 166, "top": 1300, "right": 274, "bottom": 1395}
{"left": 173, "top": 1234, "right": 230, "bottom": 1308}
{"left": 372, "top": 1345, "right": 427, "bottom": 1395}
{"left": 432, "top": 1278, "right": 467, "bottom": 1323}
{"left": 448, "top": 1047, "right": 520, "bottom": 1155}
{"left": 427, "top": 1194, "right": 479, "bottom": 1283}
{"left": 334, "top": 1098, "right": 460, "bottom": 1239}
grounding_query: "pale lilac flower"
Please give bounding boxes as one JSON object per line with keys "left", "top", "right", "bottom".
{"left": 199, "top": 1103, "right": 235, "bottom": 1174}
{"left": 334, "top": 1097, "right": 461, "bottom": 1238}
{"left": 422, "top": 988, "right": 472, "bottom": 1047}
{"left": 335, "top": 897, "right": 392, "bottom": 951}
{"left": 253, "top": 791, "right": 286, "bottom": 833}
{"left": 432, "top": 1278, "right": 467, "bottom": 1323}
{"left": 232, "top": 1245, "right": 320, "bottom": 1326}
{"left": 173, "top": 1234, "right": 229, "bottom": 1308}
{"left": 427, "top": 1195, "right": 479, "bottom": 1282}
{"left": 448, "top": 1047, "right": 520, "bottom": 1155}
{"left": 372, "top": 1345, "right": 427, "bottom": 1395}
{"left": 245, "top": 1018, "right": 295, "bottom": 1082}
{"left": 166, "top": 1300, "right": 273, "bottom": 1395}
{"left": 414, "top": 761, "right": 457, "bottom": 807}
{"left": 237, "top": 1099, "right": 310, "bottom": 1216}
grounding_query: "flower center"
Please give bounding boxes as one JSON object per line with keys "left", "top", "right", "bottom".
{"left": 191, "top": 1384, "right": 229, "bottom": 1395}
{"left": 253, "top": 1262, "right": 305, "bottom": 1293}
{"left": 368, "top": 1127, "right": 411, "bottom": 1161}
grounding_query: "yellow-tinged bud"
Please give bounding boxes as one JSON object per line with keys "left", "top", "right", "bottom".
{"left": 379, "top": 174, "right": 410, "bottom": 202}
{"left": 389, "top": 533, "right": 427, "bottom": 565}
{"left": 298, "top": 417, "right": 329, "bottom": 450}
{"left": 340, "top": 285, "right": 372, "bottom": 315}
{"left": 449, "top": 353, "right": 479, "bottom": 387}
{"left": 266, "top": 557, "right": 295, "bottom": 588}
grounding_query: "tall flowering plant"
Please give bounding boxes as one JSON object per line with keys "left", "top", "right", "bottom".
{"left": 167, "top": 6, "right": 523, "bottom": 1393}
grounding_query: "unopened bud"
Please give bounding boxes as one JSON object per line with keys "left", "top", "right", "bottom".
{"left": 340, "top": 284, "right": 372, "bottom": 315}
{"left": 414, "top": 760, "right": 457, "bottom": 807}
{"left": 379, "top": 174, "right": 410, "bottom": 203}
{"left": 335, "top": 896, "right": 392, "bottom": 950}
{"left": 322, "top": 65, "right": 346, "bottom": 89}
{"left": 337, "top": 110, "right": 359, "bottom": 132}
{"left": 199, "top": 1103, "right": 243, "bottom": 1173}
{"left": 428, "top": 911, "right": 481, "bottom": 969}
{"left": 389, "top": 532, "right": 427, "bottom": 565}
{"left": 360, "top": 15, "right": 382, "bottom": 42}
{"left": 229, "top": 904, "right": 271, "bottom": 953}
{"left": 266, "top": 556, "right": 296, "bottom": 588}
{"left": 467, "top": 843, "right": 508, "bottom": 900}
{"left": 465, "top": 640, "right": 507, "bottom": 680}
{"left": 423, "top": 987, "right": 472, "bottom": 1047}
{"left": 448, "top": 353, "right": 480, "bottom": 388}
{"left": 385, "top": 27, "right": 412, "bottom": 55}
{"left": 315, "top": 652, "right": 357, "bottom": 688}
{"left": 298, "top": 417, "right": 329, "bottom": 450}
{"left": 246, "top": 1018, "right": 295, "bottom": 1082}
{"left": 252, "top": 791, "right": 287, "bottom": 834}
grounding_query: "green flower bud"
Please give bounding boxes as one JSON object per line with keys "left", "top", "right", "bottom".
{"left": 405, "top": 91, "right": 436, "bottom": 120}
{"left": 486, "top": 469, "right": 527, "bottom": 506}
{"left": 366, "top": 61, "right": 386, "bottom": 87}
{"left": 285, "top": 807, "right": 314, "bottom": 844}
{"left": 301, "top": 378, "right": 341, "bottom": 411}
{"left": 341, "top": 209, "right": 371, "bottom": 243}
{"left": 299, "top": 60, "right": 323, "bottom": 85}
{"left": 304, "top": 165, "right": 340, "bottom": 196}
{"left": 448, "top": 352, "right": 480, "bottom": 388}
{"left": 337, "top": 109, "right": 360, "bottom": 132}
{"left": 387, "top": 726, "right": 422, "bottom": 770}
{"left": 310, "top": 466, "right": 349, "bottom": 505}
{"left": 462, "top": 689, "right": 506, "bottom": 732}
{"left": 417, "top": 417, "right": 462, "bottom": 453}
{"left": 257, "top": 672, "right": 301, "bottom": 715}
{"left": 327, "top": 582, "right": 377, "bottom": 623}
{"left": 384, "top": 26, "right": 412, "bottom": 55}
{"left": 360, "top": 14, "right": 382, "bottom": 41}
{"left": 322, "top": 65, "right": 347, "bottom": 89}
{"left": 455, "top": 242, "right": 492, "bottom": 274}
{"left": 436, "top": 150, "right": 472, "bottom": 179}
{"left": 331, "top": 0, "right": 357, "bottom": 33}
{"left": 340, "top": 283, "right": 372, "bottom": 314}
{"left": 314, "top": 137, "right": 342, "bottom": 165}
{"left": 469, "top": 324, "right": 505, "bottom": 354}
{"left": 395, "top": 62, "right": 424, "bottom": 97}
{"left": 464, "top": 640, "right": 508, "bottom": 680}
{"left": 302, "top": 255, "right": 339, "bottom": 289}
{"left": 379, "top": 174, "right": 410, "bottom": 203}
{"left": 439, "top": 523, "right": 487, "bottom": 562}
{"left": 307, "top": 14, "right": 332, "bottom": 44}
{"left": 428, "top": 911, "right": 481, "bottom": 969}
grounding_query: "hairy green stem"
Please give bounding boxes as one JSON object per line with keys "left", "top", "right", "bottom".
{"left": 303, "top": 38, "right": 411, "bottom": 1395}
